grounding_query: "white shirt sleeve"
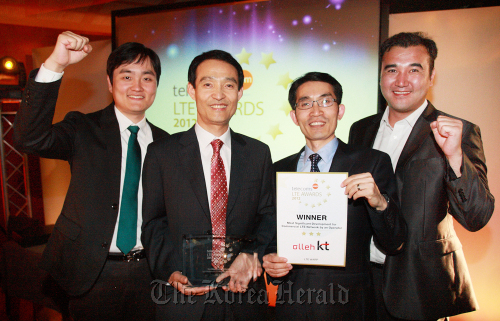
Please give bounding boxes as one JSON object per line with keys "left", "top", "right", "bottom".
{"left": 34, "top": 63, "right": 64, "bottom": 83}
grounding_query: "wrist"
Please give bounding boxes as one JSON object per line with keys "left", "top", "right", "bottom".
{"left": 375, "top": 194, "right": 389, "bottom": 212}
{"left": 44, "top": 57, "right": 66, "bottom": 73}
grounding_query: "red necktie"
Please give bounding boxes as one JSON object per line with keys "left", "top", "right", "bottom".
{"left": 210, "top": 139, "right": 228, "bottom": 270}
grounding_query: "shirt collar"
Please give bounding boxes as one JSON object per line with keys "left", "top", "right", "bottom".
{"left": 303, "top": 137, "right": 338, "bottom": 167}
{"left": 381, "top": 100, "right": 428, "bottom": 129}
{"left": 114, "top": 106, "right": 147, "bottom": 133}
{"left": 195, "top": 123, "right": 232, "bottom": 150}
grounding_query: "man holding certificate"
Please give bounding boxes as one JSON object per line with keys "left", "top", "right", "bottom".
{"left": 263, "top": 72, "right": 406, "bottom": 320}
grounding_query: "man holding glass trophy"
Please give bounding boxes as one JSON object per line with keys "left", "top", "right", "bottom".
{"left": 142, "top": 50, "right": 275, "bottom": 320}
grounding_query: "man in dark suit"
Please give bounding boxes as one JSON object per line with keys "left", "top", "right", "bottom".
{"left": 141, "top": 50, "right": 275, "bottom": 320}
{"left": 13, "top": 31, "right": 168, "bottom": 320}
{"left": 349, "top": 32, "right": 495, "bottom": 321}
{"left": 262, "top": 72, "right": 406, "bottom": 320}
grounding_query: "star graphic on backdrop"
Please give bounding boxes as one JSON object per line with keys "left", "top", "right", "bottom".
{"left": 317, "top": 202, "right": 321, "bottom": 206}
{"left": 326, "top": 185, "right": 330, "bottom": 189}
{"left": 311, "top": 204, "right": 315, "bottom": 208}
{"left": 260, "top": 52, "right": 276, "bottom": 69}
{"left": 236, "top": 48, "right": 252, "bottom": 65}
{"left": 323, "top": 199, "right": 327, "bottom": 203}
{"left": 317, "top": 232, "right": 321, "bottom": 236}
{"left": 277, "top": 72, "right": 293, "bottom": 89}
{"left": 305, "top": 203, "right": 308, "bottom": 206}
{"left": 309, "top": 232, "right": 314, "bottom": 236}
{"left": 327, "top": 192, "right": 331, "bottom": 197}
{"left": 321, "top": 180, "right": 325, "bottom": 183}
{"left": 267, "top": 124, "right": 283, "bottom": 140}
{"left": 314, "top": 179, "right": 318, "bottom": 182}
{"left": 302, "top": 232, "right": 306, "bottom": 236}
{"left": 280, "top": 102, "right": 292, "bottom": 116}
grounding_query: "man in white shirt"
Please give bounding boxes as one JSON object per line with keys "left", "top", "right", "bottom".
{"left": 142, "top": 50, "right": 275, "bottom": 321}
{"left": 349, "top": 32, "right": 494, "bottom": 321}
{"left": 14, "top": 31, "right": 169, "bottom": 320}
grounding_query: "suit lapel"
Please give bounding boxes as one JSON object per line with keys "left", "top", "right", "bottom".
{"left": 364, "top": 115, "right": 382, "bottom": 148}
{"left": 329, "top": 140, "right": 355, "bottom": 173}
{"left": 226, "top": 130, "right": 247, "bottom": 219}
{"left": 101, "top": 104, "right": 122, "bottom": 205}
{"left": 179, "top": 127, "right": 211, "bottom": 219}
{"left": 148, "top": 120, "right": 168, "bottom": 141}
{"left": 395, "top": 104, "right": 438, "bottom": 173}
{"left": 280, "top": 148, "right": 303, "bottom": 172}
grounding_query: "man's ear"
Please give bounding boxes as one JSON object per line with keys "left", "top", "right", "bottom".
{"left": 290, "top": 110, "right": 299, "bottom": 126}
{"left": 237, "top": 86, "right": 244, "bottom": 102}
{"left": 338, "top": 104, "right": 346, "bottom": 121}
{"left": 107, "top": 76, "right": 113, "bottom": 94}
{"left": 430, "top": 68, "right": 436, "bottom": 87}
{"left": 187, "top": 82, "right": 196, "bottom": 100}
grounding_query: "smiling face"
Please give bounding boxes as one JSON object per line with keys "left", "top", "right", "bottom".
{"left": 107, "top": 57, "right": 157, "bottom": 123}
{"left": 290, "top": 81, "right": 345, "bottom": 152}
{"left": 380, "top": 45, "right": 435, "bottom": 124}
{"left": 188, "top": 59, "right": 243, "bottom": 136}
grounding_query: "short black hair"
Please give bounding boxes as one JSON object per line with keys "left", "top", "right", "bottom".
{"left": 188, "top": 50, "right": 244, "bottom": 90}
{"left": 107, "top": 42, "right": 161, "bottom": 86}
{"left": 380, "top": 32, "right": 438, "bottom": 75}
{"left": 288, "top": 72, "right": 343, "bottom": 110}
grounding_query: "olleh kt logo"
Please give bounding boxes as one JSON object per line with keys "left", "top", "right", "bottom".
{"left": 293, "top": 241, "right": 330, "bottom": 250}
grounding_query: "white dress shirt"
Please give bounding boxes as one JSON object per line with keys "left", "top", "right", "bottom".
{"left": 109, "top": 109, "right": 153, "bottom": 253}
{"left": 194, "top": 123, "right": 231, "bottom": 207}
{"left": 35, "top": 65, "right": 154, "bottom": 254}
{"left": 370, "top": 101, "right": 428, "bottom": 264}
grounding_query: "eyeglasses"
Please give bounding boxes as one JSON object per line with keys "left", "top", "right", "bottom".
{"left": 295, "top": 96, "right": 337, "bottom": 110}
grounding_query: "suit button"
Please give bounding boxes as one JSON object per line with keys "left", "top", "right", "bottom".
{"left": 112, "top": 203, "right": 118, "bottom": 210}
{"left": 102, "top": 242, "right": 108, "bottom": 248}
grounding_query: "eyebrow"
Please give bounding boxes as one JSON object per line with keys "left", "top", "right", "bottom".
{"left": 297, "top": 93, "right": 334, "bottom": 102}
{"left": 118, "top": 69, "right": 156, "bottom": 77}
{"left": 383, "top": 63, "right": 424, "bottom": 70}
{"left": 198, "top": 76, "right": 238, "bottom": 84}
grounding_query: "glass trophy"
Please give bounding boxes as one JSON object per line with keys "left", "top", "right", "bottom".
{"left": 182, "top": 234, "right": 254, "bottom": 287}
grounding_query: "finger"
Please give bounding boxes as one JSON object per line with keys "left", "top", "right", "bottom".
{"left": 216, "top": 271, "right": 230, "bottom": 283}
{"left": 185, "top": 285, "right": 211, "bottom": 296}
{"left": 228, "top": 278, "right": 237, "bottom": 293}
{"left": 83, "top": 44, "right": 93, "bottom": 54}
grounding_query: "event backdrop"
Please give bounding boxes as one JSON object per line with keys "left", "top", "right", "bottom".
{"left": 114, "top": 0, "right": 381, "bottom": 161}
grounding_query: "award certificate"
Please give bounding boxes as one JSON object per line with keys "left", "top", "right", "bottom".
{"left": 276, "top": 172, "right": 348, "bottom": 266}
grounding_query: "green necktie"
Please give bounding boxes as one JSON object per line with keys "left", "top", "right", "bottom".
{"left": 117, "top": 125, "right": 141, "bottom": 254}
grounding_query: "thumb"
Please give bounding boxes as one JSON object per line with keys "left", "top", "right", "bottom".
{"left": 216, "top": 271, "right": 230, "bottom": 283}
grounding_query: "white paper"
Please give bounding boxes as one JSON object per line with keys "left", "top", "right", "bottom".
{"left": 276, "top": 172, "right": 348, "bottom": 266}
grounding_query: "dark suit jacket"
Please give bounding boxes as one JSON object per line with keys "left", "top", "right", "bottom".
{"left": 141, "top": 126, "right": 275, "bottom": 320}
{"left": 13, "top": 70, "right": 169, "bottom": 296}
{"left": 349, "top": 102, "right": 494, "bottom": 319}
{"left": 272, "top": 140, "right": 406, "bottom": 320}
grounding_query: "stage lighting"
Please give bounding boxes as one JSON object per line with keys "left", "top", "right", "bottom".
{"left": 0, "top": 56, "right": 26, "bottom": 99}
{"left": 1, "top": 57, "right": 19, "bottom": 74}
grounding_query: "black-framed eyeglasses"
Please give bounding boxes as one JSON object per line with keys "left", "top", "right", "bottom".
{"left": 295, "top": 96, "right": 337, "bottom": 110}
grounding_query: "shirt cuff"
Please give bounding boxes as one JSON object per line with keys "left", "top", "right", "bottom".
{"left": 35, "top": 63, "right": 64, "bottom": 83}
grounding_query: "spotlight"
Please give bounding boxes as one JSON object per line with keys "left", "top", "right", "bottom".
{"left": 0, "top": 56, "right": 26, "bottom": 99}
{"left": 1, "top": 57, "right": 19, "bottom": 74}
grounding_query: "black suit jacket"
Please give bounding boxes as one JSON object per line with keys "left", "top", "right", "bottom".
{"left": 349, "top": 103, "right": 494, "bottom": 319}
{"left": 13, "top": 70, "right": 169, "bottom": 296}
{"left": 141, "top": 126, "right": 275, "bottom": 320}
{"left": 272, "top": 140, "right": 406, "bottom": 320}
